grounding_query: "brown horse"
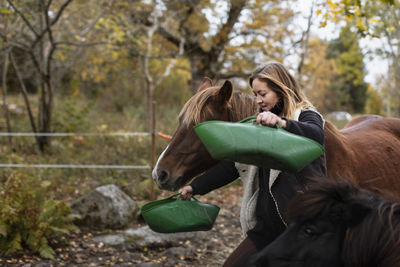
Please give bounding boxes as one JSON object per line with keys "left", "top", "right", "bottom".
{"left": 152, "top": 78, "right": 400, "bottom": 195}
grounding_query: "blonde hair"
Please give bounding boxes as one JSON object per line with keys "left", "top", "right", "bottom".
{"left": 249, "top": 62, "right": 314, "bottom": 119}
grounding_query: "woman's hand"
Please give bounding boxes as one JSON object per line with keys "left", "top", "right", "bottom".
{"left": 256, "top": 111, "right": 287, "bottom": 128}
{"left": 179, "top": 185, "right": 193, "bottom": 200}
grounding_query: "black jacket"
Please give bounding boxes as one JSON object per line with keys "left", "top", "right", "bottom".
{"left": 190, "top": 110, "right": 327, "bottom": 249}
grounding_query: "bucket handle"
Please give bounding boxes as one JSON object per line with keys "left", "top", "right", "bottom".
{"left": 167, "top": 193, "right": 200, "bottom": 202}
{"left": 239, "top": 115, "right": 281, "bottom": 129}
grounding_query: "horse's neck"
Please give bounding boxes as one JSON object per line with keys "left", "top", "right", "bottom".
{"left": 324, "top": 121, "right": 356, "bottom": 181}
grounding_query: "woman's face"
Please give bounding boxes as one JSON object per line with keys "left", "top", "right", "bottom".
{"left": 252, "top": 78, "right": 280, "bottom": 112}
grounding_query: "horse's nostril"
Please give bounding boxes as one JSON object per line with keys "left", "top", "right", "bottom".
{"left": 158, "top": 170, "right": 169, "bottom": 185}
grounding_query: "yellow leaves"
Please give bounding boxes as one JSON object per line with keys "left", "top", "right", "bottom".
{"left": 0, "top": 8, "right": 11, "bottom": 15}
{"left": 97, "top": 124, "right": 108, "bottom": 132}
{"left": 111, "top": 51, "right": 120, "bottom": 61}
{"left": 316, "top": 9, "right": 322, "bottom": 15}
{"left": 41, "top": 181, "right": 52, "bottom": 188}
{"left": 356, "top": 20, "right": 366, "bottom": 31}
{"left": 329, "top": 2, "right": 338, "bottom": 10}
{"left": 80, "top": 71, "right": 88, "bottom": 81}
{"left": 345, "top": 15, "right": 352, "bottom": 22}
{"left": 55, "top": 52, "right": 67, "bottom": 62}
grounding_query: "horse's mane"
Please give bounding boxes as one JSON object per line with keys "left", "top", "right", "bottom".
{"left": 179, "top": 86, "right": 219, "bottom": 127}
{"left": 179, "top": 86, "right": 258, "bottom": 127}
{"left": 286, "top": 178, "right": 357, "bottom": 222}
{"left": 287, "top": 178, "right": 400, "bottom": 267}
{"left": 343, "top": 200, "right": 400, "bottom": 267}
{"left": 229, "top": 92, "right": 259, "bottom": 121}
{"left": 324, "top": 120, "right": 344, "bottom": 139}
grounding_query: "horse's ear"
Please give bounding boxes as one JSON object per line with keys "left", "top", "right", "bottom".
{"left": 330, "top": 199, "right": 371, "bottom": 227}
{"left": 343, "top": 199, "right": 371, "bottom": 227}
{"left": 197, "top": 77, "right": 213, "bottom": 92}
{"left": 215, "top": 80, "right": 233, "bottom": 104}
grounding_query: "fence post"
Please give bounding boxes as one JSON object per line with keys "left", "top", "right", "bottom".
{"left": 150, "top": 101, "right": 156, "bottom": 200}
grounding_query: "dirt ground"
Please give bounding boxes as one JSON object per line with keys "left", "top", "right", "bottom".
{"left": 1, "top": 186, "right": 244, "bottom": 267}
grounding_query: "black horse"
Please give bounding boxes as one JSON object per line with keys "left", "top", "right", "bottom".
{"left": 249, "top": 178, "right": 400, "bottom": 267}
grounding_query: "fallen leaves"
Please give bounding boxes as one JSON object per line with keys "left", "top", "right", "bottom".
{"left": 2, "top": 185, "right": 244, "bottom": 266}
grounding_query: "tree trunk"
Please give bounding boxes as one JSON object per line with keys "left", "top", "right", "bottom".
{"left": 2, "top": 50, "right": 13, "bottom": 149}
{"left": 10, "top": 53, "right": 39, "bottom": 147}
{"left": 189, "top": 51, "right": 215, "bottom": 93}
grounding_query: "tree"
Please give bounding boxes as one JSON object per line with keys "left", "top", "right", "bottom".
{"left": 1, "top": 18, "right": 13, "bottom": 148}
{"left": 140, "top": 0, "right": 185, "bottom": 130}
{"left": 130, "top": 0, "right": 299, "bottom": 93}
{"left": 365, "top": 1, "right": 400, "bottom": 117}
{"left": 317, "top": 0, "right": 400, "bottom": 116}
{"left": 2, "top": 0, "right": 74, "bottom": 151}
{"left": 326, "top": 26, "right": 368, "bottom": 113}
{"left": 297, "top": 37, "right": 339, "bottom": 113}
{"left": 318, "top": 0, "right": 395, "bottom": 35}
{"left": 365, "top": 85, "right": 384, "bottom": 115}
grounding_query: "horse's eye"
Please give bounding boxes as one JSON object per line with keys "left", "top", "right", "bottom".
{"left": 303, "top": 227, "right": 315, "bottom": 237}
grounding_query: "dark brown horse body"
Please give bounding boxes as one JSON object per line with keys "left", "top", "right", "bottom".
{"left": 250, "top": 178, "right": 400, "bottom": 267}
{"left": 152, "top": 79, "right": 400, "bottom": 195}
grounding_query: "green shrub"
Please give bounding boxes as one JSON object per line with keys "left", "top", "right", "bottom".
{"left": 53, "top": 97, "right": 94, "bottom": 133}
{"left": 0, "top": 172, "right": 79, "bottom": 259}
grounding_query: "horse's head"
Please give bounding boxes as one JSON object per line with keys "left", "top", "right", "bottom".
{"left": 251, "top": 179, "right": 372, "bottom": 267}
{"left": 152, "top": 78, "right": 236, "bottom": 191}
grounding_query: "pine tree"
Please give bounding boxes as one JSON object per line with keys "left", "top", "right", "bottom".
{"left": 327, "top": 26, "right": 368, "bottom": 113}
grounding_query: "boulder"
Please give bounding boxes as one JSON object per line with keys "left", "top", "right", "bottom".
{"left": 71, "top": 184, "right": 138, "bottom": 229}
{"left": 92, "top": 226, "right": 207, "bottom": 250}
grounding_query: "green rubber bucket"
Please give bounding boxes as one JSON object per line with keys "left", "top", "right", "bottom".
{"left": 141, "top": 193, "right": 220, "bottom": 233}
{"left": 194, "top": 116, "right": 324, "bottom": 172}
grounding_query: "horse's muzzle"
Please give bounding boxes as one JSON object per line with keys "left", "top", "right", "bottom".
{"left": 154, "top": 169, "right": 182, "bottom": 191}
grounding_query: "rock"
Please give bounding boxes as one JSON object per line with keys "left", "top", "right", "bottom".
{"left": 134, "top": 263, "right": 163, "bottom": 267}
{"left": 124, "top": 226, "right": 207, "bottom": 248}
{"left": 92, "top": 226, "right": 208, "bottom": 250}
{"left": 71, "top": 184, "right": 138, "bottom": 229}
{"left": 33, "top": 263, "right": 53, "bottom": 267}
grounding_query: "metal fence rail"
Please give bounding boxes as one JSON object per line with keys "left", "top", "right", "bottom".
{"left": 0, "top": 132, "right": 151, "bottom": 137}
{"left": 0, "top": 131, "right": 165, "bottom": 170}
{"left": 0, "top": 163, "right": 151, "bottom": 169}
{"left": 0, "top": 102, "right": 166, "bottom": 199}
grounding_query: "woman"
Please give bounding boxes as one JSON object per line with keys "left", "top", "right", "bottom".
{"left": 180, "top": 62, "right": 327, "bottom": 266}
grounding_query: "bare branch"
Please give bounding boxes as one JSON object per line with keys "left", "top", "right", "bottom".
{"left": 29, "top": 0, "right": 73, "bottom": 49}
{"left": 6, "top": 0, "right": 39, "bottom": 36}
{"left": 56, "top": 41, "right": 111, "bottom": 47}
{"left": 46, "top": 0, "right": 53, "bottom": 11}
{"left": 211, "top": 0, "right": 248, "bottom": 56}
{"left": 155, "top": 36, "right": 185, "bottom": 88}
{"left": 218, "top": 71, "right": 251, "bottom": 80}
{"left": 297, "top": 0, "right": 315, "bottom": 84}
{"left": 9, "top": 51, "right": 38, "bottom": 135}
{"left": 1, "top": 20, "right": 13, "bottom": 147}
{"left": 50, "top": 0, "right": 73, "bottom": 26}
{"left": 156, "top": 25, "right": 182, "bottom": 48}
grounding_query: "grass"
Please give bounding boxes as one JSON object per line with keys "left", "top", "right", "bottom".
{"left": 0, "top": 92, "right": 181, "bottom": 203}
